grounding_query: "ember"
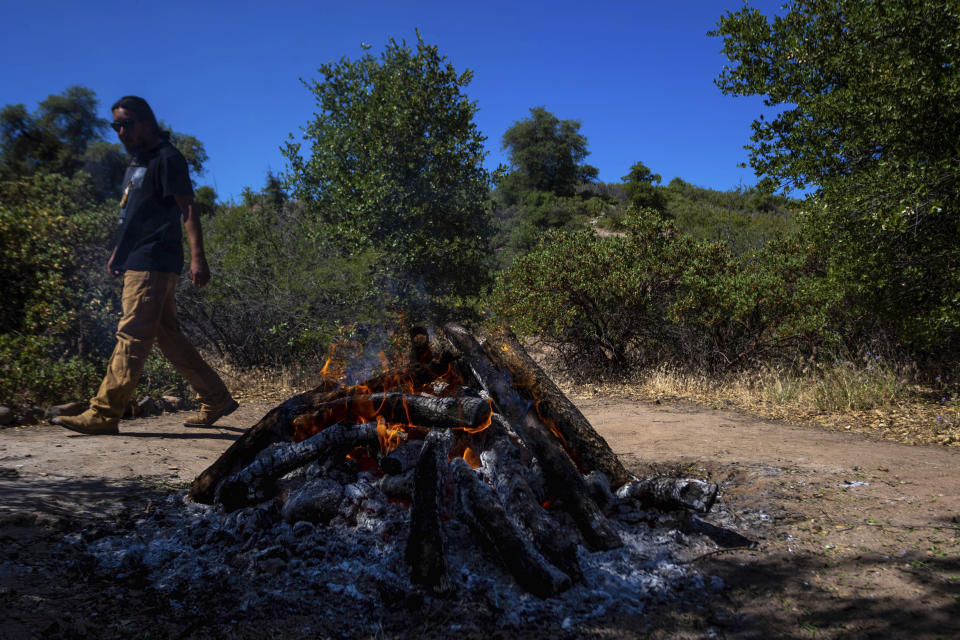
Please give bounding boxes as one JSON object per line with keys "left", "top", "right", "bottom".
{"left": 188, "top": 324, "right": 721, "bottom": 597}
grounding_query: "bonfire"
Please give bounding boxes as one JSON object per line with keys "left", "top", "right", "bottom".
{"left": 188, "top": 324, "right": 718, "bottom": 597}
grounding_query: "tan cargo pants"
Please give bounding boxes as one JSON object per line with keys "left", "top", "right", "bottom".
{"left": 89, "top": 270, "right": 230, "bottom": 419}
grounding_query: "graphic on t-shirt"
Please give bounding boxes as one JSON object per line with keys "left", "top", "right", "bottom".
{"left": 119, "top": 167, "right": 147, "bottom": 220}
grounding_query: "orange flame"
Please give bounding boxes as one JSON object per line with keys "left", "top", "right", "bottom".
{"left": 376, "top": 415, "right": 406, "bottom": 455}
{"left": 462, "top": 447, "right": 482, "bottom": 469}
{"left": 292, "top": 335, "right": 497, "bottom": 474}
{"left": 456, "top": 397, "right": 493, "bottom": 435}
{"left": 345, "top": 445, "right": 378, "bottom": 473}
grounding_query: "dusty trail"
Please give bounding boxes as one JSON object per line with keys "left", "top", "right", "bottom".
{"left": 1, "top": 398, "right": 958, "bottom": 638}
{"left": 5, "top": 398, "right": 956, "bottom": 488}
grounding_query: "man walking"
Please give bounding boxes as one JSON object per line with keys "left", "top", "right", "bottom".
{"left": 53, "top": 96, "right": 237, "bottom": 435}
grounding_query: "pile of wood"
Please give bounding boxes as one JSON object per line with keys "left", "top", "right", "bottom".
{"left": 189, "top": 324, "right": 717, "bottom": 597}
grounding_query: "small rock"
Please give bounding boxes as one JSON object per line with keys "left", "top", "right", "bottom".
{"left": 0, "top": 406, "right": 13, "bottom": 426}
{"left": 137, "top": 396, "right": 158, "bottom": 416}
{"left": 18, "top": 406, "right": 44, "bottom": 425}
{"left": 159, "top": 395, "right": 183, "bottom": 412}
{"left": 49, "top": 401, "right": 86, "bottom": 419}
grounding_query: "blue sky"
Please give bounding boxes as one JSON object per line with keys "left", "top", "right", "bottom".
{"left": 1, "top": 0, "right": 786, "bottom": 201}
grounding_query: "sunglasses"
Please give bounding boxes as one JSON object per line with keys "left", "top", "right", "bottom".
{"left": 111, "top": 118, "right": 137, "bottom": 132}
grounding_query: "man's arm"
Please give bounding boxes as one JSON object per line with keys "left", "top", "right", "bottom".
{"left": 106, "top": 245, "right": 122, "bottom": 277}
{"left": 175, "top": 194, "right": 211, "bottom": 288}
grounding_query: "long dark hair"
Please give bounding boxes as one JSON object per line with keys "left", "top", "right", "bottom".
{"left": 111, "top": 96, "right": 171, "bottom": 141}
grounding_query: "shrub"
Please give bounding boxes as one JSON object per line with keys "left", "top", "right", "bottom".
{"left": 0, "top": 174, "right": 133, "bottom": 404}
{"left": 491, "top": 210, "right": 835, "bottom": 379}
{"left": 176, "top": 195, "right": 385, "bottom": 368}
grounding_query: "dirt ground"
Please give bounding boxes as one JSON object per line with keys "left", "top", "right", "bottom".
{"left": 1, "top": 397, "right": 958, "bottom": 639}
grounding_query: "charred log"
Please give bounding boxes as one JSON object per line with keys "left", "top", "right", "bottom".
{"left": 406, "top": 429, "right": 452, "bottom": 594}
{"left": 282, "top": 477, "right": 344, "bottom": 525}
{"left": 584, "top": 470, "right": 616, "bottom": 512}
{"left": 189, "top": 380, "right": 339, "bottom": 504}
{"left": 294, "top": 393, "right": 493, "bottom": 441}
{"left": 485, "top": 326, "right": 629, "bottom": 488}
{"left": 186, "top": 320, "right": 727, "bottom": 599}
{"left": 190, "top": 362, "right": 452, "bottom": 504}
{"left": 617, "top": 477, "right": 719, "bottom": 514}
{"left": 440, "top": 323, "right": 621, "bottom": 551}
{"left": 217, "top": 422, "right": 379, "bottom": 512}
{"left": 480, "top": 431, "right": 582, "bottom": 582}
{"left": 378, "top": 439, "right": 424, "bottom": 476}
{"left": 451, "top": 458, "right": 572, "bottom": 598}
{"left": 409, "top": 325, "right": 433, "bottom": 364}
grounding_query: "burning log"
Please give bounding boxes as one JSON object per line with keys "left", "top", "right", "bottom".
{"left": 216, "top": 422, "right": 379, "bottom": 511}
{"left": 189, "top": 381, "right": 339, "bottom": 504}
{"left": 440, "top": 323, "right": 622, "bottom": 551}
{"left": 189, "top": 361, "right": 451, "bottom": 504}
{"left": 451, "top": 458, "right": 572, "bottom": 598}
{"left": 616, "top": 476, "right": 719, "bottom": 514}
{"left": 293, "top": 393, "right": 492, "bottom": 440}
{"left": 485, "top": 326, "right": 630, "bottom": 488}
{"left": 406, "top": 429, "right": 452, "bottom": 593}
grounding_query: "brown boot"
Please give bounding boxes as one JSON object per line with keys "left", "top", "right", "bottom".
{"left": 52, "top": 409, "right": 119, "bottom": 435}
{"left": 183, "top": 398, "right": 239, "bottom": 427}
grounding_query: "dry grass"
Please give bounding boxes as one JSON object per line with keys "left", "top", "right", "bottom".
{"left": 558, "top": 360, "right": 960, "bottom": 448}
{"left": 215, "top": 359, "right": 324, "bottom": 404}
{"left": 209, "top": 347, "right": 960, "bottom": 449}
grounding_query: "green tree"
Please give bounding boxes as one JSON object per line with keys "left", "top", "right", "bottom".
{"left": 262, "top": 170, "right": 287, "bottom": 211}
{"left": 165, "top": 126, "right": 209, "bottom": 180}
{"left": 713, "top": 0, "right": 960, "bottom": 355}
{"left": 0, "top": 86, "right": 106, "bottom": 182}
{"left": 79, "top": 140, "right": 127, "bottom": 200}
{"left": 193, "top": 185, "right": 218, "bottom": 217}
{"left": 491, "top": 107, "right": 606, "bottom": 266}
{"left": 283, "top": 34, "right": 493, "bottom": 319}
{"left": 500, "top": 106, "right": 598, "bottom": 200}
{"left": 178, "top": 194, "right": 381, "bottom": 367}
{"left": 1, "top": 87, "right": 209, "bottom": 199}
{"left": 622, "top": 160, "right": 667, "bottom": 214}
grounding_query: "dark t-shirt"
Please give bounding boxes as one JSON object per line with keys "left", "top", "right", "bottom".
{"left": 114, "top": 141, "right": 193, "bottom": 274}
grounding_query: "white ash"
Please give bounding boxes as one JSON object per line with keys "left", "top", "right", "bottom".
{"left": 81, "top": 465, "right": 730, "bottom": 630}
